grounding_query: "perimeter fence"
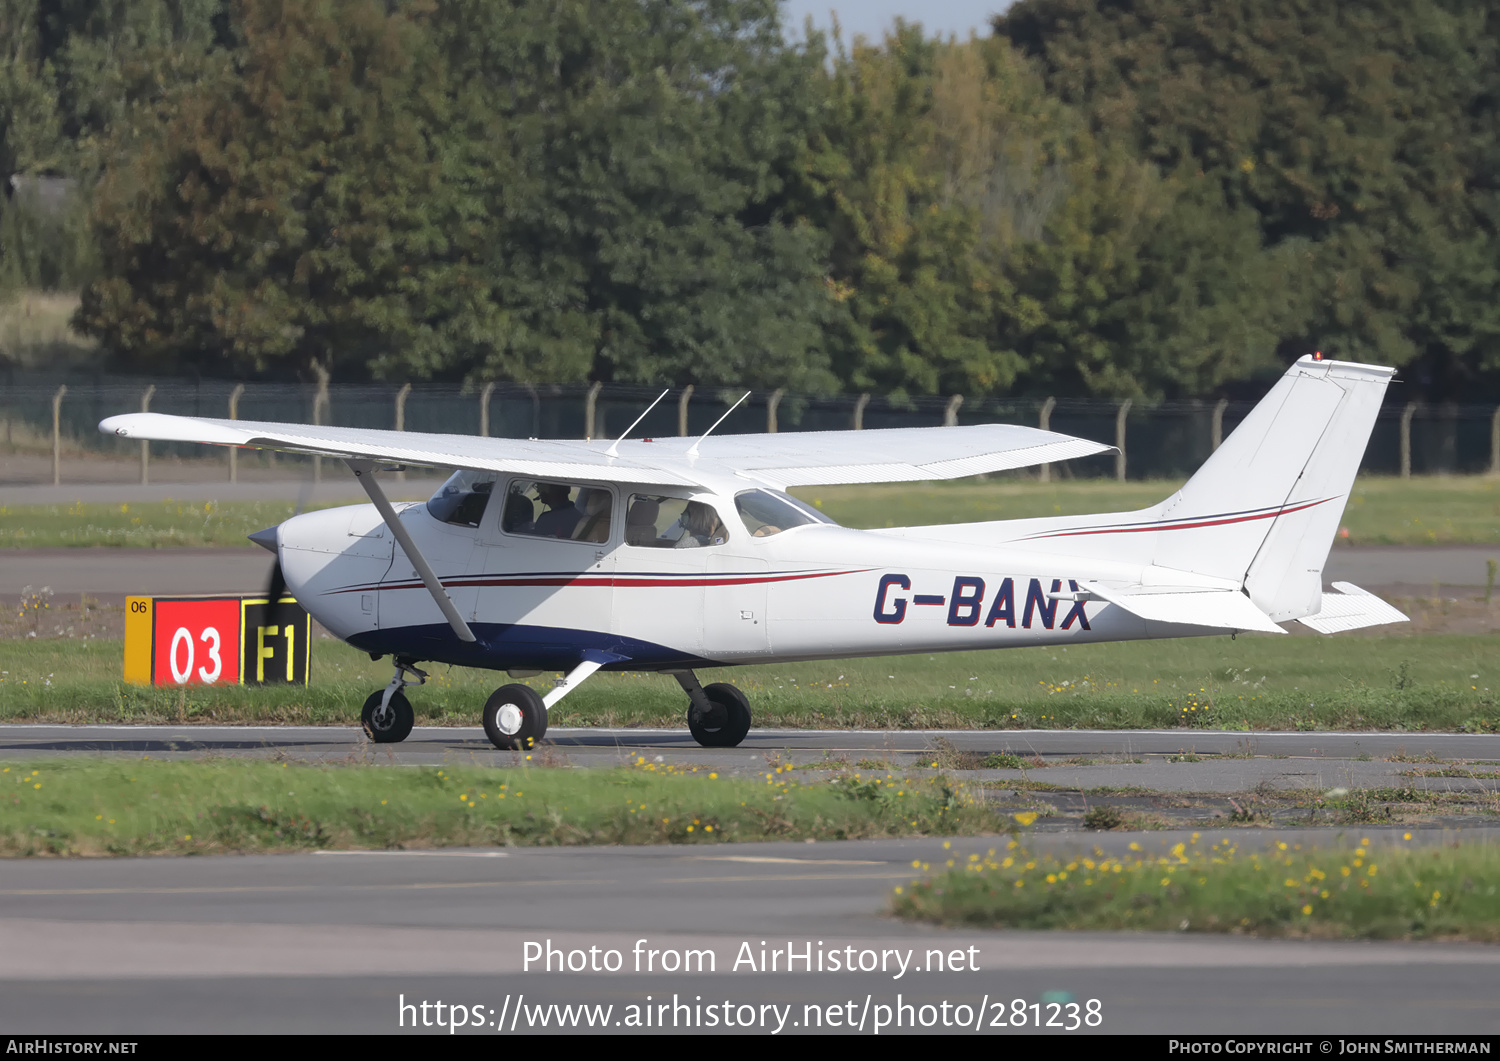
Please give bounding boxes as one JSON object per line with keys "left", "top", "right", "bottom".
{"left": 3, "top": 368, "right": 1498, "bottom": 484}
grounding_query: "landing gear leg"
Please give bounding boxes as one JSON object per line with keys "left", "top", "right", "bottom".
{"left": 361, "top": 658, "right": 424, "bottom": 743}
{"left": 673, "top": 670, "right": 751, "bottom": 748}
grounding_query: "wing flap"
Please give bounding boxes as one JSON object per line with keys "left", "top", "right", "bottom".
{"left": 1295, "top": 582, "right": 1409, "bottom": 634}
{"left": 1083, "top": 582, "right": 1286, "bottom": 633}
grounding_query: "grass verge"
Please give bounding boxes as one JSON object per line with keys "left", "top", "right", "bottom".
{"left": 3, "top": 634, "right": 1495, "bottom": 732}
{"left": 0, "top": 757, "right": 1002, "bottom": 856}
{"left": 892, "top": 834, "right": 1500, "bottom": 941}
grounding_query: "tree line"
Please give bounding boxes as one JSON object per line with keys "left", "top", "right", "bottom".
{"left": 1, "top": 0, "right": 1496, "bottom": 402}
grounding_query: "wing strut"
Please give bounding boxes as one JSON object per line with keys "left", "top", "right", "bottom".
{"left": 346, "top": 459, "right": 477, "bottom": 643}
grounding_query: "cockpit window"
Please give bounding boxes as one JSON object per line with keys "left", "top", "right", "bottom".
{"left": 625, "top": 495, "right": 729, "bottom": 548}
{"left": 426, "top": 470, "right": 498, "bottom": 528}
{"left": 503, "top": 480, "right": 614, "bottom": 543}
{"left": 734, "top": 489, "right": 833, "bottom": 537}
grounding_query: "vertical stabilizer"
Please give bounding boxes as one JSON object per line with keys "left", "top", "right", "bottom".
{"left": 1151, "top": 357, "right": 1394, "bottom": 620}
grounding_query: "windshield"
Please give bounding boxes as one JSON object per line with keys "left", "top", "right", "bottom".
{"left": 426, "top": 470, "right": 498, "bottom": 528}
{"left": 734, "top": 489, "right": 834, "bottom": 537}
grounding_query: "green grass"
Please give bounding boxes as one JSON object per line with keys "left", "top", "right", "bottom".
{"left": 892, "top": 835, "right": 1500, "bottom": 941}
{"left": 0, "top": 499, "right": 346, "bottom": 549}
{"left": 2, "top": 631, "right": 1495, "bottom": 732}
{"left": 0, "top": 757, "right": 999, "bottom": 856}
{"left": 1, "top": 474, "right": 1497, "bottom": 547}
{"left": 794, "top": 474, "right": 1500, "bottom": 545}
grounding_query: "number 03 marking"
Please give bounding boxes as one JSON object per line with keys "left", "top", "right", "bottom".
{"left": 168, "top": 626, "right": 221, "bottom": 684}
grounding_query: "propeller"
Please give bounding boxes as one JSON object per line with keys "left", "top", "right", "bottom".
{"left": 248, "top": 475, "right": 314, "bottom": 605}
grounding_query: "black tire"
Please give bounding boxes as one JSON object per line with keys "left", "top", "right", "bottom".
{"left": 361, "top": 689, "right": 414, "bottom": 743}
{"left": 483, "top": 683, "right": 548, "bottom": 751}
{"left": 687, "top": 682, "right": 751, "bottom": 748}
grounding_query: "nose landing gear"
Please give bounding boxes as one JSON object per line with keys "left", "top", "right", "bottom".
{"left": 361, "top": 659, "right": 425, "bottom": 743}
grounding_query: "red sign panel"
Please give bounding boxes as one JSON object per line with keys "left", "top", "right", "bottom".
{"left": 151, "top": 598, "right": 242, "bottom": 686}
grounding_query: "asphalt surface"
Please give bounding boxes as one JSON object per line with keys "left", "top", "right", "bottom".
{"left": 4, "top": 831, "right": 1500, "bottom": 1035}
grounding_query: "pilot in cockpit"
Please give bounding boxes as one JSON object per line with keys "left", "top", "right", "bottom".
{"left": 531, "top": 482, "right": 582, "bottom": 538}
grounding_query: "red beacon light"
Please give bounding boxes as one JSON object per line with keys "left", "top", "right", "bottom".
{"left": 1312, "top": 351, "right": 1323, "bottom": 361}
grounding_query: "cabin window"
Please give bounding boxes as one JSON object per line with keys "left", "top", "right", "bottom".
{"left": 625, "top": 494, "right": 729, "bottom": 548}
{"left": 426, "top": 470, "right": 498, "bottom": 528}
{"left": 734, "top": 489, "right": 832, "bottom": 537}
{"left": 503, "top": 480, "right": 614, "bottom": 543}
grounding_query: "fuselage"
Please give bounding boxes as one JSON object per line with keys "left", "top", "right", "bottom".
{"left": 274, "top": 474, "right": 1232, "bottom": 675}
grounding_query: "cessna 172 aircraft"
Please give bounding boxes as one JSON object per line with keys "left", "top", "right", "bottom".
{"left": 100, "top": 355, "right": 1406, "bottom": 751}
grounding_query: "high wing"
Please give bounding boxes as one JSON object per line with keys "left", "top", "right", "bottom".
{"left": 98, "top": 413, "right": 1114, "bottom": 489}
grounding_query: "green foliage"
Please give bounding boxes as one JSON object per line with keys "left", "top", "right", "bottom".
{"left": 430, "top": 0, "right": 835, "bottom": 390}
{"left": 78, "top": 0, "right": 474, "bottom": 378}
{"left": 999, "top": 0, "right": 1500, "bottom": 399}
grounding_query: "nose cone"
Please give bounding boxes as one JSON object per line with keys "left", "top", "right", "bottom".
{"left": 248, "top": 526, "right": 279, "bottom": 554}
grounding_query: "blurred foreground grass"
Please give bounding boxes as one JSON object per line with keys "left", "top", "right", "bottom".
{"left": 0, "top": 757, "right": 995, "bottom": 856}
{"left": 893, "top": 833, "right": 1500, "bottom": 941}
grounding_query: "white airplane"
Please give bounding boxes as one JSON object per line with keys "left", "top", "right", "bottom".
{"left": 100, "top": 355, "right": 1407, "bottom": 750}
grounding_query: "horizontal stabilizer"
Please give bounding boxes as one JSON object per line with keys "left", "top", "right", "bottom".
{"left": 1295, "top": 582, "right": 1409, "bottom": 635}
{"left": 1083, "top": 583, "right": 1286, "bottom": 634}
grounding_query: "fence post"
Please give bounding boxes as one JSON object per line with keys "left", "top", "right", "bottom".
{"left": 767, "top": 389, "right": 784, "bottom": 433}
{"left": 394, "top": 383, "right": 411, "bottom": 481}
{"left": 1400, "top": 401, "right": 1420, "bottom": 479}
{"left": 479, "top": 381, "right": 496, "bottom": 438}
{"left": 584, "top": 381, "right": 602, "bottom": 439}
{"left": 944, "top": 394, "right": 963, "bottom": 426}
{"left": 1038, "top": 396, "right": 1056, "bottom": 483}
{"left": 677, "top": 385, "right": 693, "bottom": 436}
{"left": 1490, "top": 405, "right": 1499, "bottom": 477}
{"left": 1115, "top": 399, "right": 1132, "bottom": 481}
{"left": 1212, "top": 398, "right": 1228, "bottom": 451}
{"left": 139, "top": 385, "right": 155, "bottom": 485}
{"left": 51, "top": 385, "right": 66, "bottom": 486}
{"left": 853, "top": 393, "right": 870, "bottom": 430}
{"left": 228, "top": 383, "right": 244, "bottom": 482}
{"left": 312, "top": 363, "right": 330, "bottom": 483}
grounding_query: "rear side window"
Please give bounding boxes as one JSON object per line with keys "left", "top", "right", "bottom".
{"left": 503, "top": 480, "right": 614, "bottom": 543}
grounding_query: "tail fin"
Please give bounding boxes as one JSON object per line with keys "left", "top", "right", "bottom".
{"left": 1153, "top": 356, "right": 1394, "bottom": 620}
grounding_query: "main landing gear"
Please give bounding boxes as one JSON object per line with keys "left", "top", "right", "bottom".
{"left": 361, "top": 659, "right": 752, "bottom": 751}
{"left": 482, "top": 684, "right": 547, "bottom": 750}
{"left": 673, "top": 671, "right": 752, "bottom": 748}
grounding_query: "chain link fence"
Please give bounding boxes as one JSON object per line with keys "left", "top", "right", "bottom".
{"left": 3, "top": 368, "right": 1498, "bottom": 482}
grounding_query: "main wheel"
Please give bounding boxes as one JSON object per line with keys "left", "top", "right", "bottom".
{"left": 687, "top": 683, "right": 752, "bottom": 748}
{"left": 483, "top": 683, "right": 548, "bottom": 751}
{"left": 361, "top": 689, "right": 414, "bottom": 743}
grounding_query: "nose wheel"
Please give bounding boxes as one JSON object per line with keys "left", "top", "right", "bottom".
{"left": 361, "top": 689, "right": 414, "bottom": 743}
{"left": 483, "top": 683, "right": 548, "bottom": 750}
{"left": 361, "top": 659, "right": 425, "bottom": 743}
